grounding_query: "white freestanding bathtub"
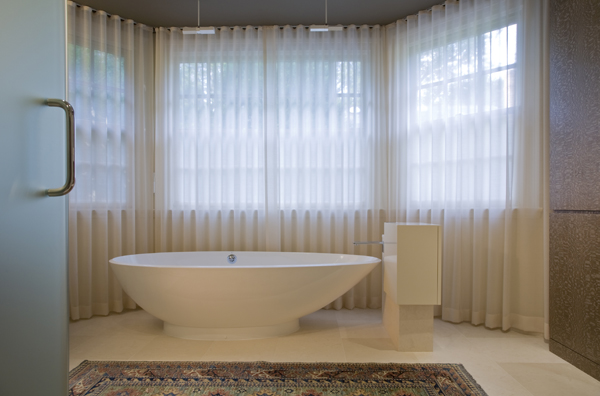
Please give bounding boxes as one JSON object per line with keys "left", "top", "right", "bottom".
{"left": 109, "top": 251, "right": 380, "bottom": 340}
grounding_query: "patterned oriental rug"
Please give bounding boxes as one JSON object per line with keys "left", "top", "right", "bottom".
{"left": 69, "top": 361, "right": 488, "bottom": 396}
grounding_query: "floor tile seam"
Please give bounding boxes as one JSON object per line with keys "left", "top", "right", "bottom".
{"left": 458, "top": 341, "right": 564, "bottom": 365}
{"left": 339, "top": 333, "right": 351, "bottom": 363}
{"left": 334, "top": 318, "right": 348, "bottom": 339}
{"left": 464, "top": 336, "right": 557, "bottom": 352}
{"left": 68, "top": 334, "right": 138, "bottom": 354}
{"left": 130, "top": 338, "right": 215, "bottom": 361}
{"left": 488, "top": 361, "right": 538, "bottom": 396}
{"left": 467, "top": 340, "right": 567, "bottom": 365}
{"left": 498, "top": 362, "right": 600, "bottom": 388}
{"left": 454, "top": 327, "right": 542, "bottom": 340}
{"left": 272, "top": 334, "right": 347, "bottom": 360}
{"left": 202, "top": 340, "right": 244, "bottom": 358}
{"left": 104, "top": 333, "right": 162, "bottom": 359}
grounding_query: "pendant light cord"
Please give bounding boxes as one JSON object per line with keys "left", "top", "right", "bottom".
{"left": 197, "top": 0, "right": 200, "bottom": 27}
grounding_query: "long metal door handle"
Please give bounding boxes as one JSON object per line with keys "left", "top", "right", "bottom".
{"left": 45, "top": 99, "right": 75, "bottom": 196}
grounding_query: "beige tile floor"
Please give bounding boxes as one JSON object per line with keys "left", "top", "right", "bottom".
{"left": 69, "top": 308, "right": 600, "bottom": 396}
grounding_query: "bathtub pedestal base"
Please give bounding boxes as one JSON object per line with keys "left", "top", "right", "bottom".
{"left": 164, "top": 320, "right": 300, "bottom": 340}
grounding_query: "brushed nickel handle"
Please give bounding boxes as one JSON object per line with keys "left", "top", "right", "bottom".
{"left": 45, "top": 99, "right": 75, "bottom": 197}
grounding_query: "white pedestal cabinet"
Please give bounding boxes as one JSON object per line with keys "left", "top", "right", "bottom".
{"left": 382, "top": 223, "right": 441, "bottom": 352}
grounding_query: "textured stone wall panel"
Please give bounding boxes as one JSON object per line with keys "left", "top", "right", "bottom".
{"left": 549, "top": 212, "right": 600, "bottom": 377}
{"left": 549, "top": 0, "right": 600, "bottom": 210}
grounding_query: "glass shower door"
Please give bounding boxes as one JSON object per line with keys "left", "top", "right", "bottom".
{"left": 0, "top": 0, "right": 69, "bottom": 394}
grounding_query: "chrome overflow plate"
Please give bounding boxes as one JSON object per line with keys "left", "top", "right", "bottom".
{"left": 227, "top": 253, "right": 237, "bottom": 264}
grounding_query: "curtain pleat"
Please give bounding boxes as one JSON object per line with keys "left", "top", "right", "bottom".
{"left": 67, "top": 1, "right": 154, "bottom": 319}
{"left": 387, "top": 0, "right": 548, "bottom": 333}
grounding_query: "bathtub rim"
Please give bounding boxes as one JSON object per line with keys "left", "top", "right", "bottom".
{"left": 109, "top": 251, "right": 381, "bottom": 269}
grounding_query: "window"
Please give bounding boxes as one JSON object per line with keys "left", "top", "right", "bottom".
{"left": 410, "top": 23, "right": 517, "bottom": 206}
{"left": 278, "top": 58, "right": 368, "bottom": 209}
{"left": 175, "top": 59, "right": 265, "bottom": 209}
{"left": 69, "top": 44, "right": 128, "bottom": 205}
{"left": 174, "top": 52, "right": 372, "bottom": 210}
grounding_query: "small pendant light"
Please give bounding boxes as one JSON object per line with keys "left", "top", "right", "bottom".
{"left": 183, "top": 0, "right": 215, "bottom": 34}
{"left": 310, "top": 0, "right": 343, "bottom": 32}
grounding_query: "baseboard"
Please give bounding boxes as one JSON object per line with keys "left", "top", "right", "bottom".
{"left": 549, "top": 339, "right": 600, "bottom": 381}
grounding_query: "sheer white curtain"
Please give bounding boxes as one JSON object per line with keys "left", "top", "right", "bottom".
{"left": 268, "top": 26, "right": 387, "bottom": 308}
{"left": 68, "top": 0, "right": 549, "bottom": 323}
{"left": 387, "top": 0, "right": 549, "bottom": 332}
{"left": 154, "top": 26, "right": 267, "bottom": 252}
{"left": 67, "top": 2, "right": 154, "bottom": 319}
{"left": 154, "top": 25, "right": 386, "bottom": 308}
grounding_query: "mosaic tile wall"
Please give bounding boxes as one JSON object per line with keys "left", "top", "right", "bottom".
{"left": 549, "top": 0, "right": 600, "bottom": 381}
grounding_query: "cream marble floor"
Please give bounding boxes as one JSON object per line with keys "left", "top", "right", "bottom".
{"left": 69, "top": 308, "right": 600, "bottom": 396}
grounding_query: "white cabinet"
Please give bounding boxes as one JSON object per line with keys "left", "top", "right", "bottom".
{"left": 382, "top": 222, "right": 442, "bottom": 352}
{"left": 383, "top": 223, "right": 441, "bottom": 305}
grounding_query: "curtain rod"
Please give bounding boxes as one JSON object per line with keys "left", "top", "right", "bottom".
{"left": 72, "top": 1, "right": 449, "bottom": 31}
{"left": 72, "top": 2, "right": 139, "bottom": 25}
{"left": 161, "top": 26, "right": 376, "bottom": 33}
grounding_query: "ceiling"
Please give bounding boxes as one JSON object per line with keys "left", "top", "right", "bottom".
{"left": 73, "top": 0, "right": 444, "bottom": 28}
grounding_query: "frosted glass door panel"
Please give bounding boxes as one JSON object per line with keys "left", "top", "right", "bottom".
{"left": 0, "top": 0, "right": 68, "bottom": 394}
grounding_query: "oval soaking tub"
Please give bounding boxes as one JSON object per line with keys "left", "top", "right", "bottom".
{"left": 109, "top": 251, "right": 380, "bottom": 340}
